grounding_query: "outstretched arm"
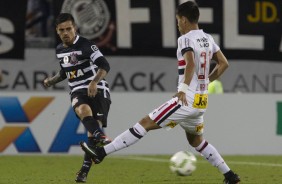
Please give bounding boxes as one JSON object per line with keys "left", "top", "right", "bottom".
{"left": 43, "top": 69, "right": 66, "bottom": 87}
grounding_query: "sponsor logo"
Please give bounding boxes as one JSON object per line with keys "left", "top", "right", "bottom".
{"left": 48, "top": 107, "right": 87, "bottom": 152}
{"left": 0, "top": 97, "right": 53, "bottom": 152}
{"left": 247, "top": 1, "right": 279, "bottom": 23}
{"left": 166, "top": 121, "right": 177, "bottom": 129}
{"left": 0, "top": 96, "right": 88, "bottom": 153}
{"left": 97, "top": 113, "right": 104, "bottom": 116}
{"left": 193, "top": 94, "right": 208, "bottom": 109}
{"left": 66, "top": 69, "right": 84, "bottom": 79}
{"left": 195, "top": 123, "right": 204, "bottom": 133}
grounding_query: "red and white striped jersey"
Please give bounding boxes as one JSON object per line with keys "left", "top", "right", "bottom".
{"left": 177, "top": 29, "right": 219, "bottom": 93}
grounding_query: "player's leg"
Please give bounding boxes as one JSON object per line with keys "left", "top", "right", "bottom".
{"left": 75, "top": 92, "right": 112, "bottom": 182}
{"left": 185, "top": 131, "right": 240, "bottom": 183}
{"left": 71, "top": 92, "right": 102, "bottom": 182}
{"left": 75, "top": 132, "right": 95, "bottom": 183}
{"left": 75, "top": 103, "right": 103, "bottom": 135}
{"left": 80, "top": 97, "right": 181, "bottom": 164}
{"left": 90, "top": 93, "right": 112, "bottom": 146}
{"left": 102, "top": 96, "right": 182, "bottom": 154}
{"left": 80, "top": 115, "right": 158, "bottom": 163}
{"left": 186, "top": 132, "right": 230, "bottom": 173}
{"left": 103, "top": 115, "right": 160, "bottom": 154}
{"left": 71, "top": 93, "right": 105, "bottom": 139}
{"left": 104, "top": 96, "right": 181, "bottom": 155}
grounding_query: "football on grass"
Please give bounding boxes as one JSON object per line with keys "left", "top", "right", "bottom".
{"left": 169, "top": 151, "right": 197, "bottom": 176}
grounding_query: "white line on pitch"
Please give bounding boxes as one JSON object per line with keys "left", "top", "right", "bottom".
{"left": 110, "top": 155, "right": 282, "bottom": 167}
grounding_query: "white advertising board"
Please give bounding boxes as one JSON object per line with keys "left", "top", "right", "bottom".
{"left": 1, "top": 92, "right": 282, "bottom": 155}
{"left": 1, "top": 49, "right": 282, "bottom": 93}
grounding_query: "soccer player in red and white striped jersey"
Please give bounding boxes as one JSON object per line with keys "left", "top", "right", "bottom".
{"left": 80, "top": 1, "right": 240, "bottom": 183}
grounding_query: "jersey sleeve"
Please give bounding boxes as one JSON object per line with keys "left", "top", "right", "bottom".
{"left": 83, "top": 40, "right": 110, "bottom": 72}
{"left": 83, "top": 40, "right": 104, "bottom": 63}
{"left": 59, "top": 67, "right": 67, "bottom": 80}
{"left": 178, "top": 35, "right": 195, "bottom": 56}
{"left": 207, "top": 34, "right": 220, "bottom": 54}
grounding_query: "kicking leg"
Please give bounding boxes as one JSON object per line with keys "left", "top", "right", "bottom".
{"left": 80, "top": 115, "right": 161, "bottom": 164}
{"left": 75, "top": 104, "right": 111, "bottom": 145}
{"left": 75, "top": 104, "right": 103, "bottom": 135}
{"left": 103, "top": 116, "right": 160, "bottom": 154}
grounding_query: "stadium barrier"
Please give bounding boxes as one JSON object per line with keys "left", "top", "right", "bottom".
{"left": 0, "top": 92, "right": 281, "bottom": 155}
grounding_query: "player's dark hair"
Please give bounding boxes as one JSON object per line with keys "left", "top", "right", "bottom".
{"left": 55, "top": 13, "right": 75, "bottom": 26}
{"left": 176, "top": 1, "right": 200, "bottom": 23}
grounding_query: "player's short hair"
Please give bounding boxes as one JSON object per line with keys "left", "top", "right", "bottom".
{"left": 55, "top": 13, "right": 75, "bottom": 27}
{"left": 176, "top": 1, "right": 200, "bottom": 23}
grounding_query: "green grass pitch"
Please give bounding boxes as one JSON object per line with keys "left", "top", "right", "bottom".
{"left": 0, "top": 155, "right": 282, "bottom": 184}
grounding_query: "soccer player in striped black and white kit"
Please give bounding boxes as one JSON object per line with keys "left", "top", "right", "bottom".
{"left": 80, "top": 1, "right": 240, "bottom": 183}
{"left": 43, "top": 13, "right": 111, "bottom": 183}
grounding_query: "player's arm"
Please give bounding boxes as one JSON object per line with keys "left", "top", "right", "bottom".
{"left": 209, "top": 50, "right": 229, "bottom": 82}
{"left": 92, "top": 56, "right": 110, "bottom": 83}
{"left": 174, "top": 50, "right": 195, "bottom": 106}
{"left": 88, "top": 56, "right": 110, "bottom": 97}
{"left": 178, "top": 51, "right": 195, "bottom": 106}
{"left": 182, "top": 51, "right": 195, "bottom": 89}
{"left": 43, "top": 69, "right": 67, "bottom": 87}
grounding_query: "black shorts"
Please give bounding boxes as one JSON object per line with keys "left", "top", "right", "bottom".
{"left": 71, "top": 89, "right": 111, "bottom": 127}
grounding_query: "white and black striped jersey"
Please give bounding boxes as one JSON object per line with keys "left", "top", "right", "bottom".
{"left": 56, "top": 35, "right": 110, "bottom": 96}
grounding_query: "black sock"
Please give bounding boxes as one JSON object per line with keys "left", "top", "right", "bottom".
{"left": 81, "top": 137, "right": 95, "bottom": 173}
{"left": 224, "top": 170, "right": 234, "bottom": 178}
{"left": 81, "top": 116, "right": 102, "bottom": 135}
{"left": 97, "top": 147, "right": 107, "bottom": 158}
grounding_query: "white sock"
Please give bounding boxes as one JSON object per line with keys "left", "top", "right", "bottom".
{"left": 104, "top": 123, "right": 147, "bottom": 155}
{"left": 195, "top": 140, "right": 230, "bottom": 174}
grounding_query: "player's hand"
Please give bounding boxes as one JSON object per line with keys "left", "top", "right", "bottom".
{"left": 173, "top": 92, "right": 188, "bottom": 106}
{"left": 88, "top": 81, "right": 98, "bottom": 97}
{"left": 43, "top": 78, "right": 52, "bottom": 88}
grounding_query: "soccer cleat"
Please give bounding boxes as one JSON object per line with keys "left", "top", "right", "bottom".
{"left": 80, "top": 141, "right": 105, "bottom": 164}
{"left": 223, "top": 170, "right": 241, "bottom": 184}
{"left": 75, "top": 170, "right": 88, "bottom": 183}
{"left": 93, "top": 132, "right": 112, "bottom": 147}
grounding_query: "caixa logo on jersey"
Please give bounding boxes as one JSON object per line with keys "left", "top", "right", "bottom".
{"left": 0, "top": 96, "right": 87, "bottom": 153}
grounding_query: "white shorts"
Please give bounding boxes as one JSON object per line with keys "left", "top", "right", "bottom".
{"left": 148, "top": 95, "right": 206, "bottom": 135}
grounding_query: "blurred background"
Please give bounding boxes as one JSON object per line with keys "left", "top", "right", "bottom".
{"left": 0, "top": 0, "right": 282, "bottom": 155}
